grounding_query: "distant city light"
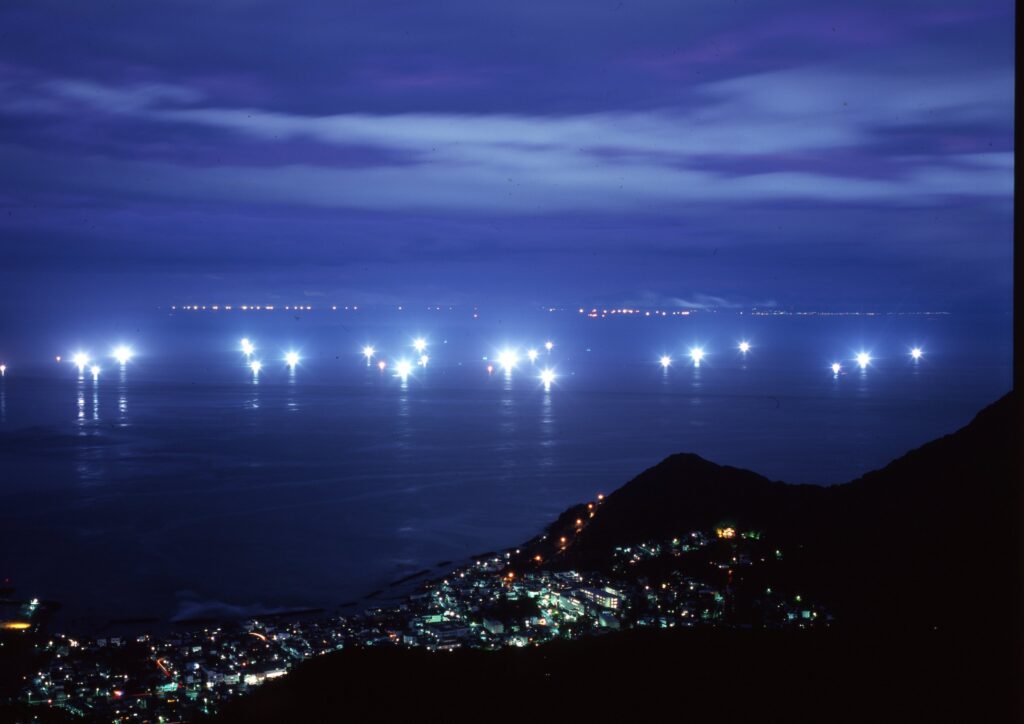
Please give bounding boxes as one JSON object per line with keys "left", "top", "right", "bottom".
{"left": 413, "top": 338, "right": 427, "bottom": 354}
{"left": 72, "top": 352, "right": 90, "bottom": 372}
{"left": 249, "top": 360, "right": 262, "bottom": 375}
{"left": 527, "top": 349, "right": 539, "bottom": 363}
{"left": 497, "top": 349, "right": 519, "bottom": 373}
{"left": 90, "top": 365, "right": 101, "bottom": 380}
{"left": 856, "top": 352, "right": 871, "bottom": 369}
{"left": 738, "top": 341, "right": 751, "bottom": 354}
{"left": 362, "top": 345, "right": 375, "bottom": 363}
{"left": 418, "top": 354, "right": 429, "bottom": 367}
{"left": 539, "top": 368, "right": 556, "bottom": 389}
{"left": 660, "top": 355, "right": 672, "bottom": 369}
{"left": 241, "top": 338, "right": 255, "bottom": 356}
{"left": 545, "top": 341, "right": 554, "bottom": 352}
{"left": 395, "top": 359, "right": 413, "bottom": 380}
{"left": 112, "top": 346, "right": 134, "bottom": 366}
{"left": 910, "top": 347, "right": 923, "bottom": 360}
{"left": 689, "top": 347, "right": 705, "bottom": 366}
{"left": 284, "top": 351, "right": 300, "bottom": 368}
{"left": 831, "top": 362, "right": 842, "bottom": 375}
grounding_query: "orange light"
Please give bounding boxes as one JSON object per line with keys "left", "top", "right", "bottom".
{"left": 0, "top": 621, "right": 30, "bottom": 630}
{"left": 575, "top": 518, "right": 583, "bottom": 527}
{"left": 715, "top": 527, "right": 736, "bottom": 539}
{"left": 597, "top": 493, "right": 604, "bottom": 501}
{"left": 534, "top": 555, "right": 542, "bottom": 563}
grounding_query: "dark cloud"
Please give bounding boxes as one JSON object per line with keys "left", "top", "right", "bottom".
{"left": 0, "top": 0, "right": 1014, "bottom": 314}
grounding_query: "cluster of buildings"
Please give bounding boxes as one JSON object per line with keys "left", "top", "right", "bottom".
{"left": 7, "top": 527, "right": 827, "bottom": 721}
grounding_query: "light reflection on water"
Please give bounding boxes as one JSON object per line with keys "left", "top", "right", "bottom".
{"left": 0, "top": 314, "right": 1012, "bottom": 629}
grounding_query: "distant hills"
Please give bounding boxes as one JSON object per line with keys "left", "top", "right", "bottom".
{"left": 219, "top": 392, "right": 1020, "bottom": 721}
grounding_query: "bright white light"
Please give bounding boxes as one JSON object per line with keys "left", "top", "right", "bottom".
{"left": 413, "top": 338, "right": 427, "bottom": 354}
{"left": 545, "top": 341, "right": 554, "bottom": 352}
{"left": 362, "top": 345, "right": 375, "bottom": 362}
{"left": 497, "top": 349, "right": 519, "bottom": 372}
{"left": 831, "top": 362, "right": 842, "bottom": 375}
{"left": 539, "top": 368, "right": 556, "bottom": 388}
{"left": 285, "top": 351, "right": 300, "bottom": 368}
{"left": 249, "top": 360, "right": 262, "bottom": 375}
{"left": 241, "top": 339, "right": 255, "bottom": 356}
{"left": 378, "top": 360, "right": 387, "bottom": 371}
{"left": 660, "top": 355, "right": 672, "bottom": 369}
{"left": 395, "top": 359, "right": 413, "bottom": 379}
{"left": 1, "top": 364, "right": 6, "bottom": 376}
{"left": 113, "top": 346, "right": 134, "bottom": 366}
{"left": 72, "top": 352, "right": 90, "bottom": 371}
{"left": 90, "top": 365, "right": 101, "bottom": 380}
{"left": 738, "top": 341, "right": 751, "bottom": 354}
{"left": 689, "top": 347, "right": 705, "bottom": 366}
{"left": 527, "top": 349, "right": 539, "bottom": 363}
{"left": 418, "top": 354, "right": 429, "bottom": 367}
{"left": 910, "top": 347, "right": 923, "bottom": 360}
{"left": 856, "top": 352, "right": 871, "bottom": 369}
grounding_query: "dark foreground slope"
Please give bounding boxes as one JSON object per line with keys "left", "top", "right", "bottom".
{"left": 220, "top": 393, "right": 1020, "bottom": 722}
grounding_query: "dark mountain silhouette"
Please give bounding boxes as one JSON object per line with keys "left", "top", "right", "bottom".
{"left": 520, "top": 392, "right": 1018, "bottom": 631}
{"left": 217, "top": 393, "right": 1020, "bottom": 722}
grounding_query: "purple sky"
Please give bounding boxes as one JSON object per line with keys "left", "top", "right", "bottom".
{"left": 0, "top": 0, "right": 1014, "bottom": 313}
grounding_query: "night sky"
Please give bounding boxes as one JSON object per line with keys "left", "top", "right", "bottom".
{"left": 0, "top": 1, "right": 1014, "bottom": 317}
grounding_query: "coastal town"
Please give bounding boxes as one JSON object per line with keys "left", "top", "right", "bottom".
{"left": 2, "top": 514, "right": 828, "bottom": 722}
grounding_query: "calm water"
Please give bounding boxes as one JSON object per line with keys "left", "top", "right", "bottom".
{"left": 0, "top": 311, "right": 1012, "bottom": 630}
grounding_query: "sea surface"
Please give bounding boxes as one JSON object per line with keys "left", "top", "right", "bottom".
{"left": 0, "top": 310, "right": 1012, "bottom": 630}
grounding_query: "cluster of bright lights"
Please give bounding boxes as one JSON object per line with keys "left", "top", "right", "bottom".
{"left": 284, "top": 351, "right": 300, "bottom": 368}
{"left": 689, "top": 347, "right": 705, "bottom": 366}
{"left": 395, "top": 359, "right": 413, "bottom": 380}
{"left": 497, "top": 349, "right": 519, "bottom": 373}
{"left": 660, "top": 355, "right": 672, "bottom": 369}
{"left": 113, "top": 346, "right": 134, "bottom": 365}
{"left": 240, "top": 338, "right": 255, "bottom": 356}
